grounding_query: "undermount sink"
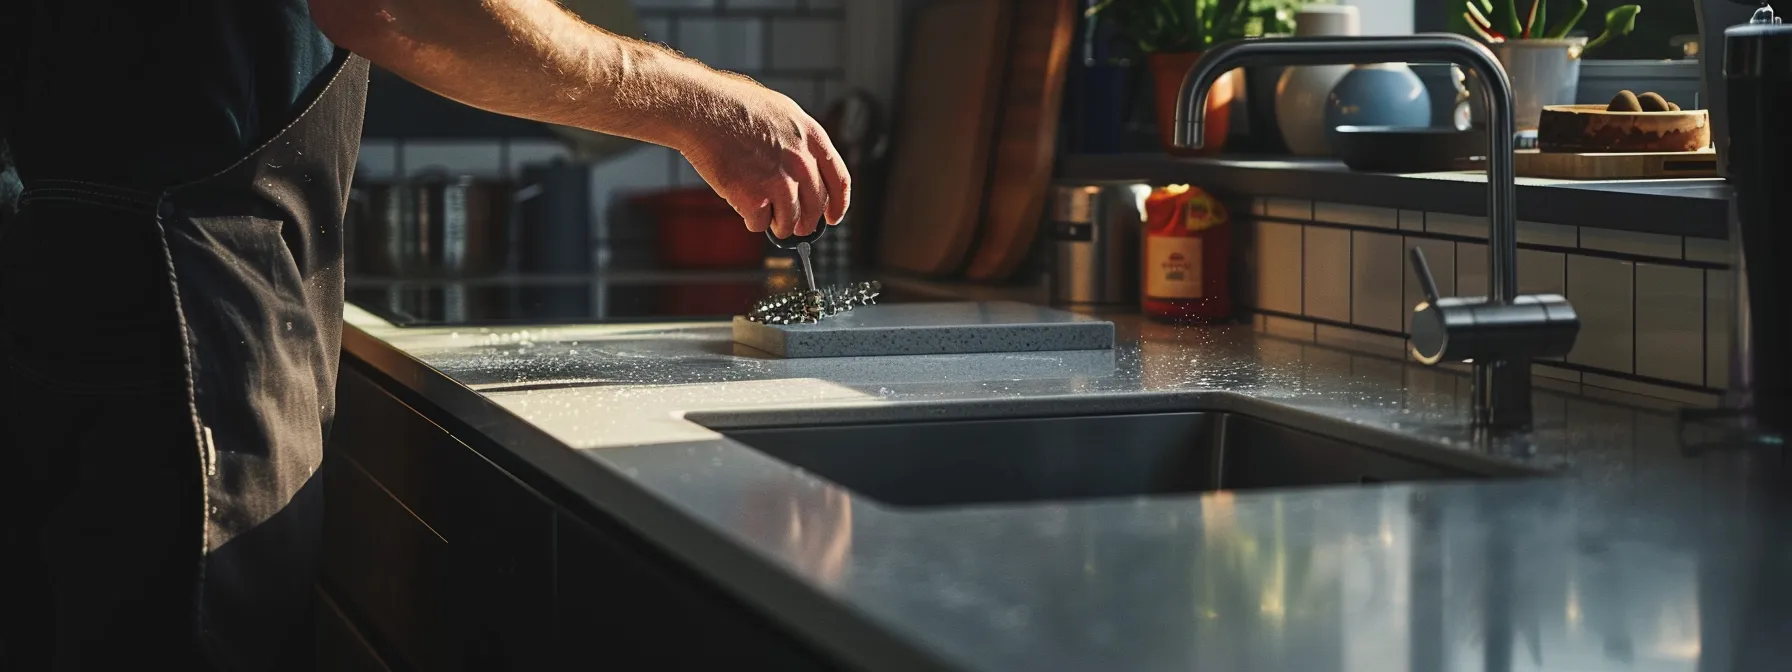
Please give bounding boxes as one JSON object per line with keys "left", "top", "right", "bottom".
{"left": 715, "top": 412, "right": 1524, "bottom": 508}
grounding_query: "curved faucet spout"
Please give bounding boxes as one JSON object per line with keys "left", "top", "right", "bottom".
{"left": 1172, "top": 34, "right": 1565, "bottom": 432}
{"left": 1173, "top": 33, "right": 1515, "bottom": 303}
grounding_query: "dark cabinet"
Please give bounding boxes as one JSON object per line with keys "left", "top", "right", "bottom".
{"left": 325, "top": 364, "right": 845, "bottom": 671}
{"left": 324, "top": 367, "right": 556, "bottom": 671}
{"left": 553, "top": 514, "right": 839, "bottom": 670}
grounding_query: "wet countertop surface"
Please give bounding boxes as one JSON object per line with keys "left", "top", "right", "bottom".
{"left": 343, "top": 299, "right": 1791, "bottom": 672}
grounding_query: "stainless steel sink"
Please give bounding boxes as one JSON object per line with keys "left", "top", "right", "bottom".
{"left": 715, "top": 412, "right": 1523, "bottom": 508}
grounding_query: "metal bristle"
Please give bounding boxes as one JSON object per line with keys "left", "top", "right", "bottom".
{"left": 747, "top": 280, "right": 882, "bottom": 325}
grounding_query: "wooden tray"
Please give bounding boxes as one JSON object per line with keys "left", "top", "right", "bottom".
{"left": 1514, "top": 147, "right": 1718, "bottom": 179}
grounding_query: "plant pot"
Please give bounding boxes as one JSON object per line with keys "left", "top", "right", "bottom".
{"left": 1148, "top": 51, "right": 1235, "bottom": 156}
{"left": 1492, "top": 38, "right": 1588, "bottom": 132}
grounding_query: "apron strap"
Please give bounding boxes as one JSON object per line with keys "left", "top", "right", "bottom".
{"left": 19, "top": 178, "right": 160, "bottom": 216}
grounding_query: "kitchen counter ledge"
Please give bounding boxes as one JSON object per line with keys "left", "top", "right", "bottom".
{"left": 341, "top": 302, "right": 1790, "bottom": 671}
{"left": 1060, "top": 153, "right": 1732, "bottom": 239}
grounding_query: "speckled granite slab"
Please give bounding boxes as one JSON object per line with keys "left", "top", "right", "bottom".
{"left": 732, "top": 301, "right": 1115, "bottom": 358}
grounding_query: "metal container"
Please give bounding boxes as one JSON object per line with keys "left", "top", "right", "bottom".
{"left": 514, "top": 160, "right": 591, "bottom": 274}
{"left": 1048, "top": 181, "right": 1151, "bottom": 306}
{"left": 348, "top": 171, "right": 514, "bottom": 277}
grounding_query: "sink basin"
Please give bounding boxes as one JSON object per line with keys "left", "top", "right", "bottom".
{"left": 715, "top": 412, "right": 1517, "bottom": 508}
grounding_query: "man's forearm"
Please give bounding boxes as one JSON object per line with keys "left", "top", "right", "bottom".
{"left": 311, "top": 0, "right": 728, "bottom": 151}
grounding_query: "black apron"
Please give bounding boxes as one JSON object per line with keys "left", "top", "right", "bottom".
{"left": 16, "top": 50, "right": 367, "bottom": 670}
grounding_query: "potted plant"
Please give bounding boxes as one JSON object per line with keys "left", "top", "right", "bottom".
{"left": 1458, "top": 0, "right": 1641, "bottom": 132}
{"left": 1087, "top": 0, "right": 1304, "bottom": 156}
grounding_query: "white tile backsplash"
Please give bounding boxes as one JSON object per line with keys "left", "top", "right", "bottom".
{"left": 1456, "top": 242, "right": 1488, "bottom": 299}
{"left": 1315, "top": 202, "right": 1397, "bottom": 229}
{"left": 1315, "top": 324, "right": 1406, "bottom": 359}
{"left": 402, "top": 140, "right": 504, "bottom": 177}
{"left": 1579, "top": 228, "right": 1683, "bottom": 259}
{"left": 1517, "top": 249, "right": 1566, "bottom": 295}
{"left": 640, "top": 16, "right": 673, "bottom": 44}
{"left": 673, "top": 154, "right": 707, "bottom": 187}
{"left": 1517, "top": 220, "right": 1577, "bottom": 247}
{"left": 589, "top": 145, "right": 678, "bottom": 239}
{"left": 1262, "top": 314, "right": 1317, "bottom": 341}
{"left": 1533, "top": 364, "right": 1582, "bottom": 383}
{"left": 1707, "top": 268, "right": 1732, "bottom": 389}
{"left": 676, "top": 17, "right": 765, "bottom": 71}
{"left": 1253, "top": 221, "right": 1304, "bottom": 314}
{"left": 1634, "top": 263, "right": 1705, "bottom": 385}
{"left": 1265, "top": 198, "right": 1312, "bottom": 220}
{"left": 1303, "top": 226, "right": 1351, "bottom": 322}
{"left": 769, "top": 18, "right": 843, "bottom": 70}
{"left": 505, "top": 139, "right": 573, "bottom": 177}
{"left": 1425, "top": 212, "right": 1486, "bottom": 239}
{"left": 1583, "top": 373, "right": 1718, "bottom": 407}
{"left": 355, "top": 140, "right": 398, "bottom": 181}
{"left": 1684, "top": 237, "right": 1731, "bottom": 264}
{"left": 1566, "top": 255, "right": 1635, "bottom": 373}
{"left": 1351, "top": 231, "right": 1405, "bottom": 332}
{"left": 818, "top": 76, "right": 845, "bottom": 110}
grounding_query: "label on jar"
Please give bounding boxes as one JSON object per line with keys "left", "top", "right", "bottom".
{"left": 1146, "top": 236, "right": 1203, "bottom": 299}
{"left": 1183, "top": 191, "right": 1224, "bottom": 232}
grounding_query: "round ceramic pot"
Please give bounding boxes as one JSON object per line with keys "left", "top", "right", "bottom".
{"left": 1492, "top": 38, "right": 1588, "bottom": 132}
{"left": 1275, "top": 5, "right": 1361, "bottom": 156}
{"left": 1324, "top": 63, "right": 1433, "bottom": 134}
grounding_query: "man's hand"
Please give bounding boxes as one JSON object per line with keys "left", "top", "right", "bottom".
{"left": 311, "top": 0, "right": 849, "bottom": 236}
{"left": 675, "top": 78, "right": 849, "bottom": 238}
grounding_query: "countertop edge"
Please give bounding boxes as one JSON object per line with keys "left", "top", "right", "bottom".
{"left": 339, "top": 323, "right": 964, "bottom": 672}
{"left": 1058, "top": 154, "right": 1731, "bottom": 239}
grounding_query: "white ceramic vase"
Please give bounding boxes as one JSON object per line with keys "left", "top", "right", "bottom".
{"left": 1491, "top": 38, "right": 1588, "bottom": 132}
{"left": 1276, "top": 5, "right": 1360, "bottom": 156}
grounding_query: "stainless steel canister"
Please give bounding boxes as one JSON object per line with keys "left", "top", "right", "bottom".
{"left": 1049, "top": 181, "right": 1152, "bottom": 305}
{"left": 348, "top": 171, "right": 514, "bottom": 277}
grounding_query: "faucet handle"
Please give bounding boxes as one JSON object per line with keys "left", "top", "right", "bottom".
{"left": 1408, "top": 248, "right": 1581, "bottom": 366}
{"left": 1410, "top": 246, "right": 1443, "bottom": 304}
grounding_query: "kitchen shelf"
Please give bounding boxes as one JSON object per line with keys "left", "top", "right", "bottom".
{"left": 1057, "top": 153, "right": 1731, "bottom": 239}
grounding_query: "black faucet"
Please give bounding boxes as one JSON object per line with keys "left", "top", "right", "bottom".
{"left": 1171, "top": 34, "right": 1580, "bottom": 431}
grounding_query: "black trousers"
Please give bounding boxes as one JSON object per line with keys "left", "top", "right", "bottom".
{"left": 0, "top": 201, "right": 211, "bottom": 671}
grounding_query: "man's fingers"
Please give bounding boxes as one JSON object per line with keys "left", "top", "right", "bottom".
{"left": 725, "top": 191, "right": 772, "bottom": 234}
{"left": 814, "top": 138, "right": 851, "bottom": 226}
{"left": 794, "top": 161, "right": 827, "bottom": 237}
{"left": 770, "top": 180, "right": 801, "bottom": 239}
{"left": 739, "top": 198, "right": 771, "bottom": 234}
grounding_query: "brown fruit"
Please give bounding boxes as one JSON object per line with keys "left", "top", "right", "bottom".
{"left": 1608, "top": 90, "right": 1643, "bottom": 112}
{"left": 1637, "top": 92, "right": 1671, "bottom": 111}
{"left": 1669, "top": 102, "right": 1681, "bottom": 111}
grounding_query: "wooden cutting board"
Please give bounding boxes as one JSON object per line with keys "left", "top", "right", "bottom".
{"left": 962, "top": 0, "right": 1078, "bottom": 281}
{"left": 876, "top": 0, "right": 1012, "bottom": 277}
{"left": 1515, "top": 148, "right": 1719, "bottom": 179}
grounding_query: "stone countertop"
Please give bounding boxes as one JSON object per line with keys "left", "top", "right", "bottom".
{"left": 1059, "top": 154, "right": 1732, "bottom": 239}
{"left": 342, "top": 302, "right": 1791, "bottom": 672}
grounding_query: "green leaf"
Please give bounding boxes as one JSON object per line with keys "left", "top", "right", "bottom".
{"left": 1583, "top": 4, "right": 1639, "bottom": 52}
{"left": 1495, "top": 0, "right": 1523, "bottom": 42}
{"left": 1543, "top": 0, "right": 1588, "bottom": 39}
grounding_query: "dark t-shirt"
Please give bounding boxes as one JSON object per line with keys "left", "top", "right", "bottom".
{"left": 1, "top": 1, "right": 336, "bottom": 188}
